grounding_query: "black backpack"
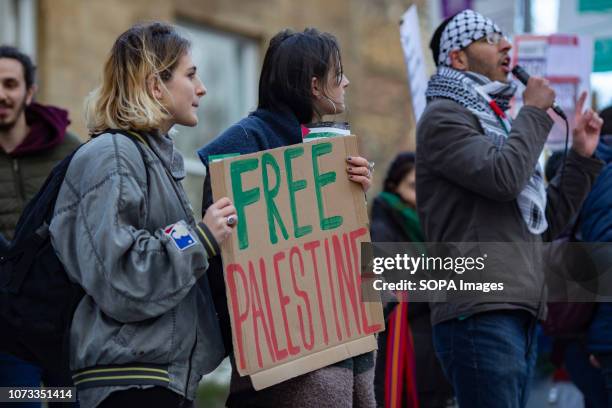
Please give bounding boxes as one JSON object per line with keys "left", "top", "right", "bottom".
{"left": 0, "top": 130, "right": 147, "bottom": 383}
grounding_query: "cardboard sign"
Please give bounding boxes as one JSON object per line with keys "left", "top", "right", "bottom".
{"left": 210, "top": 135, "right": 384, "bottom": 390}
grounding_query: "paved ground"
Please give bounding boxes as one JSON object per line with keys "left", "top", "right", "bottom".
{"left": 527, "top": 376, "right": 585, "bottom": 408}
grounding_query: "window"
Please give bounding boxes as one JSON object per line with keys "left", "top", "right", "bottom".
{"left": 174, "top": 22, "right": 259, "bottom": 218}
{"left": 0, "top": 0, "right": 37, "bottom": 58}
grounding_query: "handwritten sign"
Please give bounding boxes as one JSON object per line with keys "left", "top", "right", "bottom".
{"left": 210, "top": 136, "right": 384, "bottom": 389}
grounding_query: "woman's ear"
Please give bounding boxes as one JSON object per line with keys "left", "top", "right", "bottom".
{"left": 449, "top": 49, "right": 469, "bottom": 71}
{"left": 311, "top": 76, "right": 322, "bottom": 98}
{"left": 147, "top": 74, "right": 164, "bottom": 100}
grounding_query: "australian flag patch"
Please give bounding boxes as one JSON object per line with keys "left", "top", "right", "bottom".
{"left": 164, "top": 221, "right": 197, "bottom": 251}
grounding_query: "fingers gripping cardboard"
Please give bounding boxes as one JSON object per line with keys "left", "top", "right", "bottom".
{"left": 209, "top": 136, "right": 384, "bottom": 389}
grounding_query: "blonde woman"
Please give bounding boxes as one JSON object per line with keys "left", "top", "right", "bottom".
{"left": 49, "top": 22, "right": 235, "bottom": 407}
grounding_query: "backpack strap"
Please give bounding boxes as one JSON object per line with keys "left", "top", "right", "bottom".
{"left": 100, "top": 129, "right": 150, "bottom": 193}
{"left": 1, "top": 131, "right": 148, "bottom": 293}
{"left": 1, "top": 142, "right": 86, "bottom": 292}
{"left": 2, "top": 231, "right": 46, "bottom": 293}
{"left": 93, "top": 129, "right": 193, "bottom": 225}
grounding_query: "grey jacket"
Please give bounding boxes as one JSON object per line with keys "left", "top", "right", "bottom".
{"left": 49, "top": 132, "right": 225, "bottom": 407}
{"left": 416, "top": 100, "right": 604, "bottom": 325}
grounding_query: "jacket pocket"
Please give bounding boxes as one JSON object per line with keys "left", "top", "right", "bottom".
{"left": 112, "top": 310, "right": 175, "bottom": 363}
{"left": 113, "top": 323, "right": 136, "bottom": 347}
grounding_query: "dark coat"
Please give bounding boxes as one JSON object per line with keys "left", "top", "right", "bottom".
{"left": 370, "top": 195, "right": 453, "bottom": 406}
{"left": 582, "top": 138, "right": 612, "bottom": 353}
{"left": 0, "top": 233, "right": 8, "bottom": 253}
{"left": 370, "top": 195, "right": 414, "bottom": 242}
{"left": 416, "top": 99, "right": 604, "bottom": 324}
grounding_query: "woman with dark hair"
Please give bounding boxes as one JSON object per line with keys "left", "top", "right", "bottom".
{"left": 371, "top": 153, "right": 419, "bottom": 243}
{"left": 197, "top": 28, "right": 375, "bottom": 407}
{"left": 50, "top": 22, "right": 236, "bottom": 407}
{"left": 371, "top": 153, "right": 454, "bottom": 408}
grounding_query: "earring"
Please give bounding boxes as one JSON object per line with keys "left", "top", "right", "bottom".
{"left": 323, "top": 95, "right": 337, "bottom": 116}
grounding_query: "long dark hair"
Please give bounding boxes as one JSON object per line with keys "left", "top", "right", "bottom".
{"left": 383, "top": 152, "right": 416, "bottom": 193}
{"left": 258, "top": 28, "right": 343, "bottom": 124}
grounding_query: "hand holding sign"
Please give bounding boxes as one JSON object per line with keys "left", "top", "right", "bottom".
{"left": 346, "top": 156, "right": 373, "bottom": 192}
{"left": 209, "top": 136, "right": 384, "bottom": 390}
{"left": 203, "top": 197, "right": 237, "bottom": 244}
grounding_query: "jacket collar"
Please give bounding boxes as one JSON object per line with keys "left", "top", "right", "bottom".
{"left": 142, "top": 131, "right": 186, "bottom": 180}
{"left": 250, "top": 107, "right": 303, "bottom": 146}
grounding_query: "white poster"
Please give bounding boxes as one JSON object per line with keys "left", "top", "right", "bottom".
{"left": 400, "top": 5, "right": 428, "bottom": 122}
{"left": 511, "top": 34, "right": 593, "bottom": 151}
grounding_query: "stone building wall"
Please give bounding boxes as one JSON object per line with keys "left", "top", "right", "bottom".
{"left": 35, "top": 0, "right": 430, "bottom": 193}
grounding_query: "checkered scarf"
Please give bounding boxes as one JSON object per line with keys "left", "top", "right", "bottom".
{"left": 438, "top": 9, "right": 502, "bottom": 67}
{"left": 426, "top": 67, "right": 548, "bottom": 235}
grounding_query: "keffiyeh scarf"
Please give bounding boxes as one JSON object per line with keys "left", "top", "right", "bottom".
{"left": 438, "top": 9, "right": 503, "bottom": 67}
{"left": 426, "top": 67, "right": 548, "bottom": 235}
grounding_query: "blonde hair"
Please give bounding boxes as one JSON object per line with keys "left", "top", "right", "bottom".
{"left": 85, "top": 22, "right": 190, "bottom": 135}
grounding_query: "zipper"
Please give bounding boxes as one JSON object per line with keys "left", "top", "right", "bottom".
{"left": 12, "top": 158, "right": 26, "bottom": 204}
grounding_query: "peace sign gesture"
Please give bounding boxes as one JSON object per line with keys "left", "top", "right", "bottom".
{"left": 572, "top": 91, "right": 603, "bottom": 157}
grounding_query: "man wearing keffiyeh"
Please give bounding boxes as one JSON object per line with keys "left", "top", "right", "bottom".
{"left": 415, "top": 9, "right": 605, "bottom": 408}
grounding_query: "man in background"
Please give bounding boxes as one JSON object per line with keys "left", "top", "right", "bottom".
{"left": 0, "top": 45, "right": 80, "bottom": 405}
